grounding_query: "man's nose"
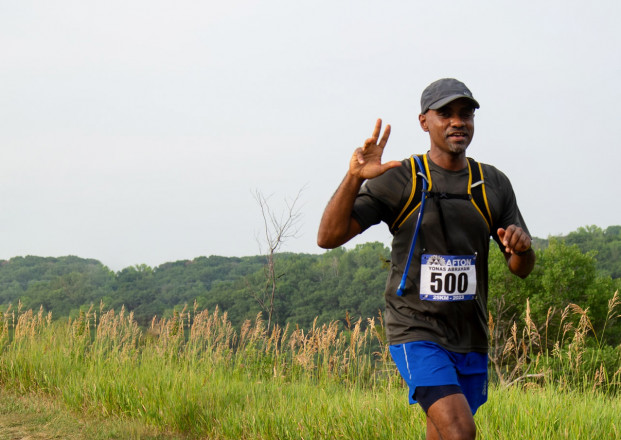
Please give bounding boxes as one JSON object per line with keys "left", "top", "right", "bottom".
{"left": 450, "top": 115, "right": 466, "bottom": 126}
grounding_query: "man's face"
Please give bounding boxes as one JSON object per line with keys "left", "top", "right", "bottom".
{"left": 419, "top": 98, "right": 476, "bottom": 155}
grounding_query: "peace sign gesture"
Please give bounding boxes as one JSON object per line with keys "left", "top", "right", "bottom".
{"left": 349, "top": 119, "right": 402, "bottom": 180}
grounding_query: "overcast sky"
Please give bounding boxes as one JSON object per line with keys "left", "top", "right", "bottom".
{"left": 1, "top": 0, "right": 619, "bottom": 271}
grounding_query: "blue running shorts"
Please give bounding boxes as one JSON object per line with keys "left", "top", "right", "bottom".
{"left": 389, "top": 341, "right": 488, "bottom": 414}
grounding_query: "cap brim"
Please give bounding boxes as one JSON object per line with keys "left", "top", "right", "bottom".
{"left": 428, "top": 94, "right": 480, "bottom": 111}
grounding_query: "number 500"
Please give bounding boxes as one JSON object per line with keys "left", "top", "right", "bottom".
{"left": 430, "top": 272, "right": 468, "bottom": 294}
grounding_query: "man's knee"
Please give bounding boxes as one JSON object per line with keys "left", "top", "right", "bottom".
{"left": 428, "top": 417, "right": 476, "bottom": 440}
{"left": 427, "top": 417, "right": 476, "bottom": 440}
{"left": 449, "top": 422, "right": 476, "bottom": 440}
{"left": 426, "top": 393, "right": 477, "bottom": 440}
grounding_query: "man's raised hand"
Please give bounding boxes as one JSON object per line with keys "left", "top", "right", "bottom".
{"left": 349, "top": 119, "right": 402, "bottom": 180}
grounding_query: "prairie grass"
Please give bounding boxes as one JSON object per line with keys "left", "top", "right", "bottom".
{"left": 478, "top": 385, "right": 620, "bottom": 439}
{"left": 489, "top": 291, "right": 621, "bottom": 393}
{"left": 0, "top": 293, "right": 619, "bottom": 438}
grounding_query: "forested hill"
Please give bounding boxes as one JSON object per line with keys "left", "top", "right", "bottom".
{"left": 532, "top": 225, "right": 621, "bottom": 278}
{"left": 0, "top": 226, "right": 620, "bottom": 337}
{"left": 0, "top": 246, "right": 390, "bottom": 329}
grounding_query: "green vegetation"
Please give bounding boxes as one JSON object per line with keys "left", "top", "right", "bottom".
{"left": 0, "top": 300, "right": 619, "bottom": 439}
{"left": 2, "top": 384, "right": 618, "bottom": 440}
{"left": 0, "top": 226, "right": 619, "bottom": 335}
{"left": 0, "top": 225, "right": 619, "bottom": 437}
{"left": 534, "top": 225, "right": 621, "bottom": 279}
{"left": 0, "top": 388, "right": 182, "bottom": 440}
{"left": 0, "top": 244, "right": 393, "bottom": 329}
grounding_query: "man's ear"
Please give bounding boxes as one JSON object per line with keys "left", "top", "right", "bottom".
{"left": 419, "top": 113, "right": 429, "bottom": 132}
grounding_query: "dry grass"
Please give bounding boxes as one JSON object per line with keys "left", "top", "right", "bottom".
{"left": 489, "top": 290, "right": 621, "bottom": 393}
{"left": 1, "top": 292, "right": 619, "bottom": 394}
{"left": 0, "top": 292, "right": 619, "bottom": 437}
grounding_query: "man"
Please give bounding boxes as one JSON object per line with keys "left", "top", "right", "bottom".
{"left": 317, "top": 78, "right": 535, "bottom": 440}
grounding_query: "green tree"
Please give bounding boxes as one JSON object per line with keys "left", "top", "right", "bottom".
{"left": 564, "top": 225, "right": 621, "bottom": 279}
{"left": 489, "top": 238, "right": 618, "bottom": 346}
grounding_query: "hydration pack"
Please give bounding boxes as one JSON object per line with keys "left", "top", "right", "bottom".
{"left": 389, "top": 154, "right": 493, "bottom": 234}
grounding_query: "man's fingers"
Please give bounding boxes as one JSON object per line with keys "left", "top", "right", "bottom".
{"left": 497, "top": 228, "right": 506, "bottom": 240}
{"left": 379, "top": 124, "right": 391, "bottom": 147}
{"left": 380, "top": 160, "right": 402, "bottom": 173}
{"left": 364, "top": 119, "right": 389, "bottom": 150}
{"left": 508, "top": 228, "right": 526, "bottom": 250}
{"left": 362, "top": 138, "right": 374, "bottom": 151}
{"left": 352, "top": 119, "right": 395, "bottom": 177}
{"left": 354, "top": 147, "right": 365, "bottom": 164}
{"left": 498, "top": 226, "right": 531, "bottom": 253}
{"left": 371, "top": 118, "right": 382, "bottom": 141}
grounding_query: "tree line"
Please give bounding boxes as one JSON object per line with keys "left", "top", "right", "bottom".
{"left": 0, "top": 225, "right": 619, "bottom": 344}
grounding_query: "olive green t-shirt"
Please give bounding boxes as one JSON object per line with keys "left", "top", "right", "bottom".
{"left": 352, "top": 154, "right": 529, "bottom": 353}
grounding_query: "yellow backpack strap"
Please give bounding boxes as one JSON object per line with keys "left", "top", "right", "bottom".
{"left": 390, "top": 154, "right": 429, "bottom": 234}
{"left": 467, "top": 157, "right": 493, "bottom": 231}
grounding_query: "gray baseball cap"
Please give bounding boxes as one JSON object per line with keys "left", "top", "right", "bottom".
{"left": 420, "top": 78, "right": 480, "bottom": 114}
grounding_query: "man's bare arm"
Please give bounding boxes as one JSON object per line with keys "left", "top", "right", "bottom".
{"left": 317, "top": 173, "right": 365, "bottom": 249}
{"left": 317, "top": 119, "right": 401, "bottom": 249}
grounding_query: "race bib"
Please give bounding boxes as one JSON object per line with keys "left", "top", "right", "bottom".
{"left": 420, "top": 254, "right": 477, "bottom": 301}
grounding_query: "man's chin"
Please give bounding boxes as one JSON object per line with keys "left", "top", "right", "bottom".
{"left": 448, "top": 143, "right": 468, "bottom": 154}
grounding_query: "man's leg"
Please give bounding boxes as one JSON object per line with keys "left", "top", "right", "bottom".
{"left": 425, "top": 393, "right": 476, "bottom": 440}
{"left": 389, "top": 342, "right": 484, "bottom": 439}
{"left": 426, "top": 418, "right": 442, "bottom": 440}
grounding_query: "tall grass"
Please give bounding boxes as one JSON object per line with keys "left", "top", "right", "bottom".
{"left": 0, "top": 301, "right": 401, "bottom": 432}
{"left": 0, "top": 292, "right": 619, "bottom": 438}
{"left": 489, "top": 291, "right": 621, "bottom": 393}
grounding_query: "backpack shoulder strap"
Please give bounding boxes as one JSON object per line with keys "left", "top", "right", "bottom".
{"left": 390, "top": 154, "right": 429, "bottom": 234}
{"left": 467, "top": 157, "right": 493, "bottom": 231}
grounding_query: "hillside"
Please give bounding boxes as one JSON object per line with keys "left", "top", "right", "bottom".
{"left": 0, "top": 226, "right": 619, "bottom": 343}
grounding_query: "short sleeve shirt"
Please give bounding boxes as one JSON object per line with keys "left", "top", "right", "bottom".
{"left": 352, "top": 154, "right": 529, "bottom": 353}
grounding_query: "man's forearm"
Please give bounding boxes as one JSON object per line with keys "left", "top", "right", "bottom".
{"left": 317, "top": 173, "right": 364, "bottom": 249}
